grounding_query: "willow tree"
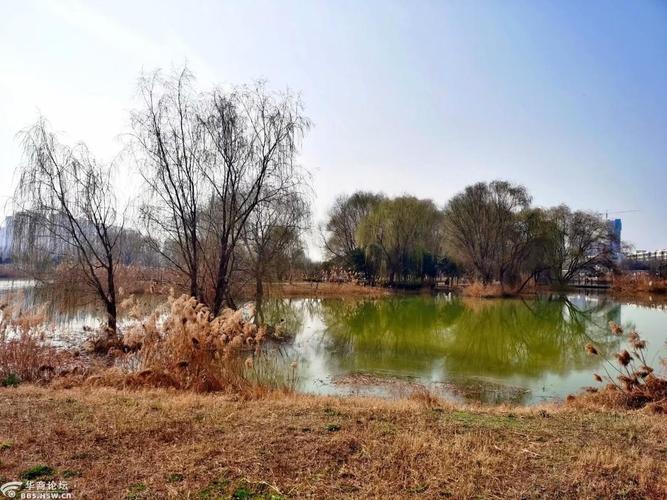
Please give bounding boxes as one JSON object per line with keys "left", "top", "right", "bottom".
{"left": 357, "top": 196, "right": 443, "bottom": 284}
{"left": 323, "top": 191, "right": 385, "bottom": 259}
{"left": 13, "top": 118, "right": 122, "bottom": 332}
{"left": 443, "top": 181, "right": 533, "bottom": 286}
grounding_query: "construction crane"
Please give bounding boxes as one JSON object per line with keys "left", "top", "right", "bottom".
{"left": 600, "top": 209, "right": 640, "bottom": 219}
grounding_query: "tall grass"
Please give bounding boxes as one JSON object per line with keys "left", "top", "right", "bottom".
{"left": 87, "top": 294, "right": 294, "bottom": 396}
{"left": 242, "top": 349, "right": 300, "bottom": 395}
{"left": 0, "top": 292, "right": 297, "bottom": 396}
{"left": 0, "top": 303, "right": 69, "bottom": 385}
{"left": 613, "top": 274, "right": 667, "bottom": 295}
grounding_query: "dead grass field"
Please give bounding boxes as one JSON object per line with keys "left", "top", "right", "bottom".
{"left": 1, "top": 386, "right": 666, "bottom": 499}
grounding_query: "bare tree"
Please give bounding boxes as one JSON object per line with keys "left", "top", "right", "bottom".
{"left": 323, "top": 192, "right": 384, "bottom": 259}
{"left": 200, "top": 82, "right": 310, "bottom": 314}
{"left": 131, "top": 68, "right": 209, "bottom": 301}
{"left": 240, "top": 191, "right": 310, "bottom": 299}
{"left": 497, "top": 207, "right": 550, "bottom": 292}
{"left": 13, "top": 118, "right": 123, "bottom": 332}
{"left": 444, "top": 181, "right": 532, "bottom": 285}
{"left": 132, "top": 69, "right": 310, "bottom": 314}
{"left": 543, "top": 205, "right": 614, "bottom": 285}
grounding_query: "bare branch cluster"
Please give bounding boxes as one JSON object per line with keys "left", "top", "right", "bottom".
{"left": 131, "top": 69, "right": 311, "bottom": 313}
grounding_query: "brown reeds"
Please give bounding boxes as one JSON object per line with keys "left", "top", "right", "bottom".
{"left": 0, "top": 303, "right": 72, "bottom": 386}
{"left": 613, "top": 274, "right": 667, "bottom": 295}
{"left": 83, "top": 294, "right": 292, "bottom": 396}
{"left": 461, "top": 281, "right": 504, "bottom": 298}
{"left": 575, "top": 322, "right": 667, "bottom": 411}
{"left": 408, "top": 385, "right": 442, "bottom": 408}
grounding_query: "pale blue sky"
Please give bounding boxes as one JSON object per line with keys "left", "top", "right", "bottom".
{"left": 1, "top": 0, "right": 666, "bottom": 257}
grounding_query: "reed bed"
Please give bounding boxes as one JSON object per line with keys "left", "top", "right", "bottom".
{"left": 460, "top": 280, "right": 504, "bottom": 298}
{"left": 0, "top": 303, "right": 76, "bottom": 387}
{"left": 613, "top": 274, "right": 667, "bottom": 295}
{"left": 0, "top": 292, "right": 297, "bottom": 398}
{"left": 65, "top": 294, "right": 295, "bottom": 397}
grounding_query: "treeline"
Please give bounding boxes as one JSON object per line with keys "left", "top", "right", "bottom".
{"left": 323, "top": 181, "right": 616, "bottom": 292}
{"left": 10, "top": 68, "right": 616, "bottom": 333}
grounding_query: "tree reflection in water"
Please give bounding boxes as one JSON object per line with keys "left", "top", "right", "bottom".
{"left": 262, "top": 295, "right": 627, "bottom": 403}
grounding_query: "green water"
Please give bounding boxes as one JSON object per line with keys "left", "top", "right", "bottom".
{"left": 261, "top": 294, "right": 667, "bottom": 404}
{"left": 4, "top": 279, "right": 665, "bottom": 405}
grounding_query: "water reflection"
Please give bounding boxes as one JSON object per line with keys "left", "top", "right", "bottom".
{"left": 0, "top": 282, "right": 163, "bottom": 348}
{"left": 260, "top": 294, "right": 658, "bottom": 404}
{"left": 2, "top": 277, "right": 664, "bottom": 405}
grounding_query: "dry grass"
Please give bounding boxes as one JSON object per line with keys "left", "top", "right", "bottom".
{"left": 0, "top": 303, "right": 77, "bottom": 386}
{"left": 0, "top": 386, "right": 666, "bottom": 499}
{"left": 114, "top": 265, "right": 177, "bottom": 296}
{"left": 613, "top": 274, "right": 667, "bottom": 295}
{"left": 70, "top": 294, "right": 292, "bottom": 397}
{"left": 47, "top": 263, "right": 175, "bottom": 299}
{"left": 262, "top": 281, "right": 394, "bottom": 298}
{"left": 0, "top": 264, "right": 28, "bottom": 280}
{"left": 461, "top": 280, "right": 505, "bottom": 298}
{"left": 0, "top": 293, "right": 296, "bottom": 398}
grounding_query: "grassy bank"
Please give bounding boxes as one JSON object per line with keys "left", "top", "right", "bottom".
{"left": 1, "top": 386, "right": 666, "bottom": 499}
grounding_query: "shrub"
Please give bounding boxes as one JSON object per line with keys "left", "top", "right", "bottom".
{"left": 20, "top": 465, "right": 55, "bottom": 480}
{"left": 1, "top": 373, "right": 21, "bottom": 387}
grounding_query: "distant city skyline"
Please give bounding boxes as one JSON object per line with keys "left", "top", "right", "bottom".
{"left": 1, "top": 0, "right": 666, "bottom": 259}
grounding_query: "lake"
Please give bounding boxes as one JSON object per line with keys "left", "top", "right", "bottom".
{"left": 258, "top": 293, "right": 667, "bottom": 404}
{"left": 3, "top": 280, "right": 666, "bottom": 405}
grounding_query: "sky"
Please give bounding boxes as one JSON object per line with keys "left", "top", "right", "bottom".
{"left": 1, "top": 0, "right": 666, "bottom": 259}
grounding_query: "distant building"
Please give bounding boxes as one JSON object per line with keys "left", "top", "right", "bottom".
{"left": 0, "top": 216, "right": 14, "bottom": 262}
{"left": 0, "top": 213, "right": 163, "bottom": 268}
{"left": 625, "top": 249, "right": 667, "bottom": 263}
{"left": 0, "top": 213, "right": 71, "bottom": 263}
{"left": 607, "top": 218, "right": 623, "bottom": 264}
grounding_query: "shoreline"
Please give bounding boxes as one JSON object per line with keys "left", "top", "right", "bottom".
{"left": 254, "top": 281, "right": 401, "bottom": 299}
{"left": 2, "top": 273, "right": 666, "bottom": 302}
{"left": 251, "top": 281, "right": 667, "bottom": 306}
{"left": 2, "top": 290, "right": 665, "bottom": 498}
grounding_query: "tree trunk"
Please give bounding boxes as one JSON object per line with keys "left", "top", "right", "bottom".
{"left": 213, "top": 245, "right": 230, "bottom": 316}
{"left": 105, "top": 298, "right": 117, "bottom": 334}
{"left": 105, "top": 261, "right": 117, "bottom": 334}
{"left": 256, "top": 275, "right": 264, "bottom": 299}
{"left": 255, "top": 296, "right": 265, "bottom": 325}
{"left": 515, "top": 272, "right": 535, "bottom": 295}
{"left": 189, "top": 271, "right": 199, "bottom": 301}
